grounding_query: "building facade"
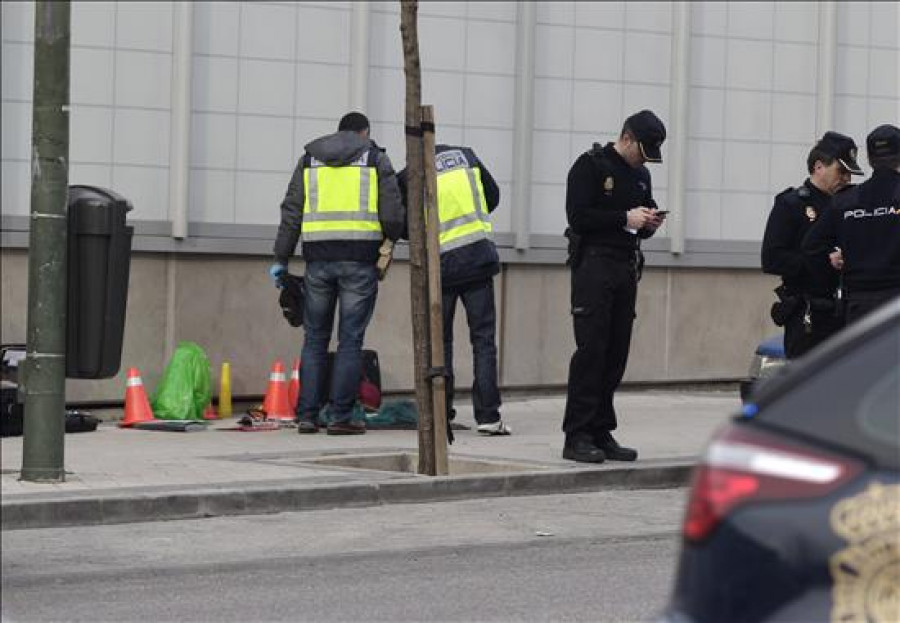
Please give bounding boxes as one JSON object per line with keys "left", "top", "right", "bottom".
{"left": 2, "top": 1, "right": 898, "bottom": 401}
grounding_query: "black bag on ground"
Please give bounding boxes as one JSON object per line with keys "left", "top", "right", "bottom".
{"left": 321, "top": 349, "right": 382, "bottom": 410}
{"left": 0, "top": 395, "right": 100, "bottom": 437}
{"left": 65, "top": 410, "right": 101, "bottom": 433}
{"left": 1, "top": 382, "right": 23, "bottom": 437}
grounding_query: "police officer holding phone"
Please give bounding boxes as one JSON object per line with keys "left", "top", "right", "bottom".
{"left": 561, "top": 110, "right": 666, "bottom": 464}
{"left": 762, "top": 131, "right": 863, "bottom": 358}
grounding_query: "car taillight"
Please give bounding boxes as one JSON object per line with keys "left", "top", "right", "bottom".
{"left": 683, "top": 424, "right": 864, "bottom": 543}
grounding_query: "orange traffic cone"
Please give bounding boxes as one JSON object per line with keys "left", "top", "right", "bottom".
{"left": 120, "top": 367, "right": 156, "bottom": 427}
{"left": 262, "top": 360, "right": 294, "bottom": 421}
{"left": 288, "top": 358, "right": 301, "bottom": 410}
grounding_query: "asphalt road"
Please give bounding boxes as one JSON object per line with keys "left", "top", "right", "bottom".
{"left": 2, "top": 489, "right": 686, "bottom": 622}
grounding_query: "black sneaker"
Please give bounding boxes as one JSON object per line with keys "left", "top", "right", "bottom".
{"left": 297, "top": 420, "right": 318, "bottom": 434}
{"left": 595, "top": 431, "right": 637, "bottom": 461}
{"left": 326, "top": 420, "right": 366, "bottom": 435}
{"left": 562, "top": 438, "right": 606, "bottom": 463}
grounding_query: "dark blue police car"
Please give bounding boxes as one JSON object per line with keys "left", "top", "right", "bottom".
{"left": 662, "top": 296, "right": 900, "bottom": 623}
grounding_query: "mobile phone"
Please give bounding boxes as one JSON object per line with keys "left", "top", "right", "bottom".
{"left": 654, "top": 210, "right": 670, "bottom": 216}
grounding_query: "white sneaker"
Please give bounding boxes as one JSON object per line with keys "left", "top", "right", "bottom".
{"left": 476, "top": 420, "right": 512, "bottom": 436}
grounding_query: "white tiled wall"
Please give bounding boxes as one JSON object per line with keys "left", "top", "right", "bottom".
{"left": 1, "top": 1, "right": 897, "bottom": 248}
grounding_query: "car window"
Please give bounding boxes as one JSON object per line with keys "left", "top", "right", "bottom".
{"left": 756, "top": 326, "right": 900, "bottom": 469}
{"left": 857, "top": 369, "right": 900, "bottom": 444}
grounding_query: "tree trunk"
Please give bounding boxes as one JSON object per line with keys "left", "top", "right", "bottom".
{"left": 421, "top": 106, "right": 448, "bottom": 475}
{"left": 399, "top": 1, "right": 435, "bottom": 475}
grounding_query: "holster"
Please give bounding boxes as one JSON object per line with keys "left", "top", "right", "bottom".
{"left": 564, "top": 227, "right": 583, "bottom": 268}
{"left": 770, "top": 285, "right": 801, "bottom": 327}
{"left": 807, "top": 296, "right": 837, "bottom": 314}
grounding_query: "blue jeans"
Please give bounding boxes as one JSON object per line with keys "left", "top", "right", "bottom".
{"left": 442, "top": 278, "right": 501, "bottom": 425}
{"left": 298, "top": 261, "right": 378, "bottom": 424}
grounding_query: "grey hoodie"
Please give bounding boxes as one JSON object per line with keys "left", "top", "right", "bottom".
{"left": 273, "top": 130, "right": 405, "bottom": 265}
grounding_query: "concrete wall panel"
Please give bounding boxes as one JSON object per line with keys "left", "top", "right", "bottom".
{"left": 1, "top": 249, "right": 27, "bottom": 345}
{"left": 1, "top": 250, "right": 169, "bottom": 402}
{"left": 500, "top": 264, "right": 573, "bottom": 387}
{"left": 3, "top": 248, "right": 786, "bottom": 403}
{"left": 625, "top": 269, "right": 669, "bottom": 381}
{"left": 667, "top": 269, "right": 778, "bottom": 379}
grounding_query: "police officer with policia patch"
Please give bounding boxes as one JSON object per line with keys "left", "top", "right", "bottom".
{"left": 270, "top": 112, "right": 404, "bottom": 435}
{"left": 561, "top": 110, "right": 666, "bottom": 464}
{"left": 398, "top": 144, "right": 509, "bottom": 436}
{"left": 804, "top": 124, "right": 900, "bottom": 324}
{"left": 761, "top": 131, "right": 863, "bottom": 359}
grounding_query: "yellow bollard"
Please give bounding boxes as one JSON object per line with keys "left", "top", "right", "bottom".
{"left": 219, "top": 362, "right": 233, "bottom": 418}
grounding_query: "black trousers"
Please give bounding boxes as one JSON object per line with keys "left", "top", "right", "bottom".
{"left": 845, "top": 287, "right": 900, "bottom": 325}
{"left": 783, "top": 305, "right": 843, "bottom": 360}
{"left": 563, "top": 247, "right": 637, "bottom": 441}
{"left": 442, "top": 278, "right": 501, "bottom": 425}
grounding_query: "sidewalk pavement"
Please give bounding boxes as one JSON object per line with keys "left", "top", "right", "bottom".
{"left": 1, "top": 390, "right": 740, "bottom": 530}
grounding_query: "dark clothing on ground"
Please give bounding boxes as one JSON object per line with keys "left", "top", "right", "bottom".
{"left": 442, "top": 278, "right": 501, "bottom": 425}
{"left": 273, "top": 131, "right": 405, "bottom": 265}
{"left": 804, "top": 168, "right": 900, "bottom": 324}
{"left": 397, "top": 145, "right": 501, "bottom": 288}
{"left": 762, "top": 179, "right": 843, "bottom": 358}
{"left": 563, "top": 143, "right": 657, "bottom": 443}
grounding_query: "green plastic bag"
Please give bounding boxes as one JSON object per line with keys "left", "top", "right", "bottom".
{"left": 150, "top": 342, "right": 211, "bottom": 421}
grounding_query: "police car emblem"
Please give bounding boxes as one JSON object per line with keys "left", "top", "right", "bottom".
{"left": 829, "top": 483, "right": 900, "bottom": 623}
{"left": 805, "top": 206, "right": 817, "bottom": 221}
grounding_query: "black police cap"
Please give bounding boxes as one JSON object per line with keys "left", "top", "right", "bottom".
{"left": 625, "top": 110, "right": 666, "bottom": 163}
{"left": 866, "top": 124, "right": 900, "bottom": 162}
{"left": 815, "top": 131, "right": 863, "bottom": 175}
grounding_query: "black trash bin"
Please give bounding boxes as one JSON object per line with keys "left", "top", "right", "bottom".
{"left": 66, "top": 186, "right": 134, "bottom": 379}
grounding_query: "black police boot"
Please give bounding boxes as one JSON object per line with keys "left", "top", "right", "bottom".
{"left": 595, "top": 430, "right": 638, "bottom": 461}
{"left": 563, "top": 437, "right": 606, "bottom": 463}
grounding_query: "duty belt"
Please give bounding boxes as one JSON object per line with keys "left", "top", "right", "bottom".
{"left": 583, "top": 246, "right": 638, "bottom": 262}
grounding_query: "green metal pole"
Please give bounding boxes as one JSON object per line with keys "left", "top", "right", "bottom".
{"left": 21, "top": 1, "right": 71, "bottom": 482}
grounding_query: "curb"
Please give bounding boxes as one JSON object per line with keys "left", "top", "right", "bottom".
{"left": 1, "top": 461, "right": 694, "bottom": 531}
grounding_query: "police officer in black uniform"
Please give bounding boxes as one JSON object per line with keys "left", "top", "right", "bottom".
{"left": 761, "top": 131, "right": 863, "bottom": 359}
{"left": 562, "top": 110, "right": 666, "bottom": 464}
{"left": 804, "top": 124, "right": 900, "bottom": 324}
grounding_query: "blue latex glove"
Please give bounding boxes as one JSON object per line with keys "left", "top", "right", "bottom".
{"left": 268, "top": 263, "right": 287, "bottom": 288}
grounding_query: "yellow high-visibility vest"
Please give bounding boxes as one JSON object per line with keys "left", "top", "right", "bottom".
{"left": 435, "top": 149, "right": 492, "bottom": 253}
{"left": 301, "top": 150, "right": 382, "bottom": 242}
